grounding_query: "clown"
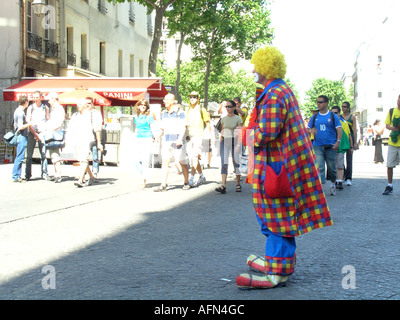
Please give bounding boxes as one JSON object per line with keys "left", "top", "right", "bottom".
{"left": 236, "top": 46, "right": 333, "bottom": 289}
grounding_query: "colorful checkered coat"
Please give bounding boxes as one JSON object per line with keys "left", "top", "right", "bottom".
{"left": 251, "top": 80, "right": 333, "bottom": 237}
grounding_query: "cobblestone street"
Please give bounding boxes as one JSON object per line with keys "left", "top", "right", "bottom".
{"left": 0, "top": 145, "right": 399, "bottom": 302}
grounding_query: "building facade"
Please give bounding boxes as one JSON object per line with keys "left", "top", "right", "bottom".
{"left": 352, "top": 3, "right": 400, "bottom": 130}
{"left": 0, "top": 0, "right": 154, "bottom": 135}
{"left": 158, "top": 17, "right": 192, "bottom": 70}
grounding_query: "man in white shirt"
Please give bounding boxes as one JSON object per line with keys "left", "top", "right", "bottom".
{"left": 25, "top": 90, "right": 49, "bottom": 181}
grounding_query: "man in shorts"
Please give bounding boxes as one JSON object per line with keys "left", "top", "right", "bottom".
{"left": 153, "top": 93, "right": 190, "bottom": 192}
{"left": 185, "top": 91, "right": 210, "bottom": 187}
{"left": 382, "top": 94, "right": 400, "bottom": 195}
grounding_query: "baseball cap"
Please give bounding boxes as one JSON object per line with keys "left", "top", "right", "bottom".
{"left": 189, "top": 91, "right": 199, "bottom": 98}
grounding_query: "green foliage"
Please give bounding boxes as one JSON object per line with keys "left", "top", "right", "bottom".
{"left": 303, "top": 78, "right": 353, "bottom": 119}
{"left": 157, "top": 59, "right": 258, "bottom": 108}
{"left": 166, "top": 0, "right": 273, "bottom": 106}
{"left": 284, "top": 78, "right": 302, "bottom": 109}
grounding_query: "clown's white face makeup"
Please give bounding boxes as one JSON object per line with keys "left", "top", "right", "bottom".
{"left": 253, "top": 70, "right": 266, "bottom": 86}
{"left": 253, "top": 72, "right": 259, "bottom": 83}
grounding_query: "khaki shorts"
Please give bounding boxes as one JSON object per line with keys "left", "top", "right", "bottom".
{"left": 387, "top": 145, "right": 400, "bottom": 168}
{"left": 187, "top": 136, "right": 203, "bottom": 159}
{"left": 76, "top": 145, "right": 91, "bottom": 162}
{"left": 49, "top": 149, "right": 61, "bottom": 163}
{"left": 336, "top": 152, "right": 345, "bottom": 169}
{"left": 161, "top": 142, "right": 188, "bottom": 165}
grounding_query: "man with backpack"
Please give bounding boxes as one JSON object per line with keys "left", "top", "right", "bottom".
{"left": 308, "top": 95, "right": 342, "bottom": 195}
{"left": 185, "top": 91, "right": 210, "bottom": 187}
{"left": 382, "top": 95, "right": 400, "bottom": 195}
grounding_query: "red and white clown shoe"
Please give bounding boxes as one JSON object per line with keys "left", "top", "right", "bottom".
{"left": 236, "top": 273, "right": 288, "bottom": 289}
{"left": 246, "top": 254, "right": 266, "bottom": 273}
{"left": 236, "top": 254, "right": 288, "bottom": 289}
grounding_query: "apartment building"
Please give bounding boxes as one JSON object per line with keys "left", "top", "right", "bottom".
{"left": 352, "top": 3, "right": 400, "bottom": 128}
{"left": 158, "top": 17, "right": 192, "bottom": 70}
{"left": 0, "top": 0, "right": 154, "bottom": 134}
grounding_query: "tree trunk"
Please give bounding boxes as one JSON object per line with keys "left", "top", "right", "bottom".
{"left": 203, "top": 28, "right": 216, "bottom": 109}
{"left": 175, "top": 30, "right": 186, "bottom": 104}
{"left": 148, "top": 7, "right": 165, "bottom": 77}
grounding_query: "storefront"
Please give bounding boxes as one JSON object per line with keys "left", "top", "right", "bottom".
{"left": 3, "top": 77, "right": 168, "bottom": 164}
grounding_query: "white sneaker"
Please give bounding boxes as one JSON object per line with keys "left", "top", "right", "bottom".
{"left": 330, "top": 184, "right": 336, "bottom": 196}
{"left": 189, "top": 179, "right": 195, "bottom": 187}
{"left": 196, "top": 176, "right": 206, "bottom": 186}
{"left": 345, "top": 179, "right": 352, "bottom": 186}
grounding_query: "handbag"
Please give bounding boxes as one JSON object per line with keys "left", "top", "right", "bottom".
{"left": 263, "top": 160, "right": 294, "bottom": 199}
{"left": 239, "top": 152, "right": 248, "bottom": 175}
{"left": 215, "top": 118, "right": 222, "bottom": 133}
{"left": 3, "top": 129, "right": 19, "bottom": 147}
{"left": 44, "top": 129, "right": 65, "bottom": 149}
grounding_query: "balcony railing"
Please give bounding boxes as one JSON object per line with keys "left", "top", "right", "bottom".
{"left": 81, "top": 58, "right": 90, "bottom": 70}
{"left": 27, "top": 32, "right": 43, "bottom": 53}
{"left": 67, "top": 52, "right": 76, "bottom": 66}
{"left": 147, "top": 23, "right": 153, "bottom": 36}
{"left": 129, "top": 11, "right": 135, "bottom": 24}
{"left": 45, "top": 39, "right": 59, "bottom": 58}
{"left": 98, "top": 3, "right": 108, "bottom": 14}
{"left": 27, "top": 32, "right": 60, "bottom": 60}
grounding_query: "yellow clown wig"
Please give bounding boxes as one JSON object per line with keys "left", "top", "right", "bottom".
{"left": 250, "top": 46, "right": 287, "bottom": 79}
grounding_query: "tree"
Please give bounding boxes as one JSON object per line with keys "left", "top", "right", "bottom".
{"left": 175, "top": 0, "right": 273, "bottom": 107}
{"left": 164, "top": 0, "right": 200, "bottom": 103}
{"left": 303, "top": 78, "right": 352, "bottom": 118}
{"left": 156, "top": 59, "right": 258, "bottom": 109}
{"left": 111, "top": 0, "right": 179, "bottom": 76}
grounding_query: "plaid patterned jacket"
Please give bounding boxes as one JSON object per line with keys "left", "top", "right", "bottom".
{"left": 251, "top": 80, "right": 333, "bottom": 237}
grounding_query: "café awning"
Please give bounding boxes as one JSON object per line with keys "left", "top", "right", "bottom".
{"left": 2, "top": 77, "right": 168, "bottom": 106}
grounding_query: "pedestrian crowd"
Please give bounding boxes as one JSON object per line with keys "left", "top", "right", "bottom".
{"left": 305, "top": 93, "right": 400, "bottom": 196}
{"left": 8, "top": 89, "right": 249, "bottom": 193}
{"left": 8, "top": 87, "right": 400, "bottom": 197}
{"left": 10, "top": 91, "right": 103, "bottom": 187}
{"left": 133, "top": 90, "right": 248, "bottom": 193}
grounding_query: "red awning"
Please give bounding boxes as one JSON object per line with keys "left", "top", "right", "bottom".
{"left": 3, "top": 77, "right": 168, "bottom": 106}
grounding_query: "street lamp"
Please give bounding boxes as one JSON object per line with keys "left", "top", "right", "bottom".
{"left": 31, "top": 0, "right": 46, "bottom": 16}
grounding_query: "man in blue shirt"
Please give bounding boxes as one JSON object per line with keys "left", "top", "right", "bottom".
{"left": 12, "top": 96, "right": 32, "bottom": 182}
{"left": 308, "top": 95, "right": 342, "bottom": 195}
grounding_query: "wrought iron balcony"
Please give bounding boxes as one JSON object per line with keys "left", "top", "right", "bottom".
{"left": 129, "top": 11, "right": 135, "bottom": 24}
{"left": 147, "top": 23, "right": 153, "bottom": 36}
{"left": 67, "top": 51, "right": 76, "bottom": 66}
{"left": 98, "top": 3, "right": 108, "bottom": 14}
{"left": 44, "top": 39, "right": 59, "bottom": 58}
{"left": 81, "top": 58, "right": 90, "bottom": 70}
{"left": 27, "top": 32, "right": 43, "bottom": 53}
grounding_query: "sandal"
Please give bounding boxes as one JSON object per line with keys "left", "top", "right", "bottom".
{"left": 236, "top": 184, "right": 242, "bottom": 192}
{"left": 215, "top": 185, "right": 226, "bottom": 194}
